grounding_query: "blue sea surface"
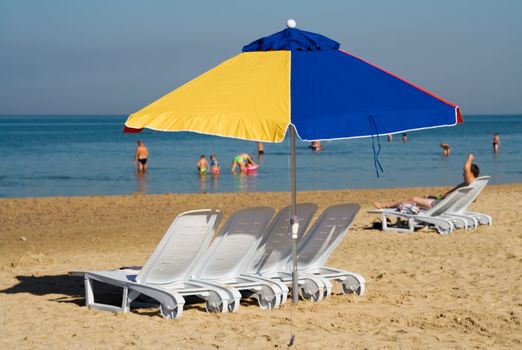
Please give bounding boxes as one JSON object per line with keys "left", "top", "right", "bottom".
{"left": 0, "top": 115, "right": 520, "bottom": 198}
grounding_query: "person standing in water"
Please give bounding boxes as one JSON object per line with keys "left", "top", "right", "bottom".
{"left": 231, "top": 153, "right": 256, "bottom": 173}
{"left": 133, "top": 140, "right": 149, "bottom": 173}
{"left": 402, "top": 133, "right": 408, "bottom": 143}
{"left": 210, "top": 154, "right": 220, "bottom": 175}
{"left": 197, "top": 155, "right": 209, "bottom": 175}
{"left": 310, "top": 140, "right": 322, "bottom": 151}
{"left": 492, "top": 133, "right": 500, "bottom": 153}
{"left": 440, "top": 143, "right": 451, "bottom": 157}
{"left": 257, "top": 142, "right": 264, "bottom": 155}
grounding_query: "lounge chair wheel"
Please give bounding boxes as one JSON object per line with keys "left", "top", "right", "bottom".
{"left": 257, "top": 285, "right": 277, "bottom": 310}
{"left": 342, "top": 276, "right": 365, "bottom": 296}
{"left": 437, "top": 227, "right": 451, "bottom": 235}
{"left": 205, "top": 291, "right": 226, "bottom": 313}
{"left": 159, "top": 304, "right": 180, "bottom": 319}
{"left": 299, "top": 280, "right": 322, "bottom": 302}
{"left": 227, "top": 300, "right": 239, "bottom": 312}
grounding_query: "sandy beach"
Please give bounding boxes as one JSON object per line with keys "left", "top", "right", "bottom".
{"left": 1, "top": 184, "right": 521, "bottom": 349}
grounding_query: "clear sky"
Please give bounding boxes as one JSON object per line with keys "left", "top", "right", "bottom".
{"left": 1, "top": 0, "right": 521, "bottom": 115}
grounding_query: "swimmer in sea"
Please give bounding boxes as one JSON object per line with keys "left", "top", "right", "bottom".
{"left": 257, "top": 142, "right": 264, "bottom": 155}
{"left": 133, "top": 140, "right": 149, "bottom": 173}
{"left": 492, "top": 133, "right": 500, "bottom": 153}
{"left": 197, "top": 155, "right": 209, "bottom": 175}
{"left": 210, "top": 154, "right": 220, "bottom": 175}
{"left": 310, "top": 140, "right": 322, "bottom": 151}
{"left": 231, "top": 153, "right": 256, "bottom": 173}
{"left": 440, "top": 143, "right": 451, "bottom": 157}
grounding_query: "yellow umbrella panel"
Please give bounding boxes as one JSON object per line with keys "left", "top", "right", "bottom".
{"left": 125, "top": 51, "right": 291, "bottom": 143}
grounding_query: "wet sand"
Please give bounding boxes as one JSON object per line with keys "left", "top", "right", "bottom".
{"left": 1, "top": 184, "right": 521, "bottom": 349}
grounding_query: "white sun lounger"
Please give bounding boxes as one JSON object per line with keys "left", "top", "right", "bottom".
{"left": 443, "top": 176, "right": 492, "bottom": 227}
{"left": 189, "top": 207, "right": 289, "bottom": 311}
{"left": 369, "top": 176, "right": 491, "bottom": 234}
{"left": 295, "top": 203, "right": 366, "bottom": 297}
{"left": 368, "top": 186, "right": 475, "bottom": 235}
{"left": 242, "top": 203, "right": 332, "bottom": 302}
{"left": 82, "top": 209, "right": 241, "bottom": 319}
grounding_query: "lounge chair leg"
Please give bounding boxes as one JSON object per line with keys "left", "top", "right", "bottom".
{"left": 121, "top": 289, "right": 140, "bottom": 313}
{"left": 382, "top": 213, "right": 389, "bottom": 230}
{"left": 279, "top": 284, "right": 289, "bottom": 305}
{"left": 84, "top": 275, "right": 128, "bottom": 313}
{"left": 223, "top": 287, "right": 242, "bottom": 313}
{"left": 127, "top": 285, "right": 185, "bottom": 320}
{"left": 404, "top": 217, "right": 414, "bottom": 232}
{"left": 322, "top": 279, "right": 333, "bottom": 298}
{"left": 435, "top": 222, "right": 453, "bottom": 235}
{"left": 85, "top": 275, "right": 94, "bottom": 308}
{"left": 160, "top": 303, "right": 182, "bottom": 319}
{"left": 256, "top": 284, "right": 279, "bottom": 310}
{"left": 121, "top": 287, "right": 129, "bottom": 312}
{"left": 202, "top": 286, "right": 242, "bottom": 313}
{"left": 475, "top": 213, "right": 492, "bottom": 225}
{"left": 298, "top": 278, "right": 324, "bottom": 302}
{"left": 191, "top": 280, "right": 241, "bottom": 313}
{"left": 341, "top": 274, "right": 366, "bottom": 296}
{"left": 380, "top": 213, "right": 415, "bottom": 233}
{"left": 242, "top": 274, "right": 288, "bottom": 307}
{"left": 203, "top": 290, "right": 228, "bottom": 313}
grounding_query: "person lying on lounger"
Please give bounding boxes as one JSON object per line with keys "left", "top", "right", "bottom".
{"left": 374, "top": 153, "right": 479, "bottom": 210}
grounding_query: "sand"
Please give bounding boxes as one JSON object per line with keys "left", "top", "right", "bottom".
{"left": 1, "top": 184, "right": 521, "bottom": 349}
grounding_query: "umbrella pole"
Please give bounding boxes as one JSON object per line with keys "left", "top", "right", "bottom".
{"left": 290, "top": 125, "right": 299, "bottom": 304}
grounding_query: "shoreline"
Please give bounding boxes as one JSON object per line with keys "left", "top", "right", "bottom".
{"left": 1, "top": 183, "right": 521, "bottom": 348}
{"left": 2, "top": 180, "right": 522, "bottom": 199}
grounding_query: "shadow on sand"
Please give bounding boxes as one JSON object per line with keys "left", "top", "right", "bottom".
{"left": 0, "top": 274, "right": 246, "bottom": 314}
{"left": 1, "top": 274, "right": 86, "bottom": 306}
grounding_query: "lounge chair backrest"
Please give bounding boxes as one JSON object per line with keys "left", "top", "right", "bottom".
{"left": 191, "top": 207, "right": 275, "bottom": 280}
{"left": 449, "top": 176, "right": 490, "bottom": 213}
{"left": 248, "top": 203, "right": 318, "bottom": 274}
{"left": 423, "top": 186, "right": 472, "bottom": 217}
{"left": 296, "top": 203, "right": 360, "bottom": 269}
{"left": 136, "top": 209, "right": 222, "bottom": 284}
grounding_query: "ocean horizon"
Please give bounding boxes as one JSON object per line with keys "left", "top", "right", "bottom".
{"left": 1, "top": 114, "right": 521, "bottom": 198}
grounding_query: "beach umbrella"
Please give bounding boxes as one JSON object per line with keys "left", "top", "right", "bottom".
{"left": 124, "top": 20, "right": 462, "bottom": 303}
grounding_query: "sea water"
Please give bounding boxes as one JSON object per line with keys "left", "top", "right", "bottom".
{"left": 0, "top": 115, "right": 520, "bottom": 198}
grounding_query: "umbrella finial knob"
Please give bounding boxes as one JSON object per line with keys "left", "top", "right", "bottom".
{"left": 286, "top": 19, "right": 296, "bottom": 28}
